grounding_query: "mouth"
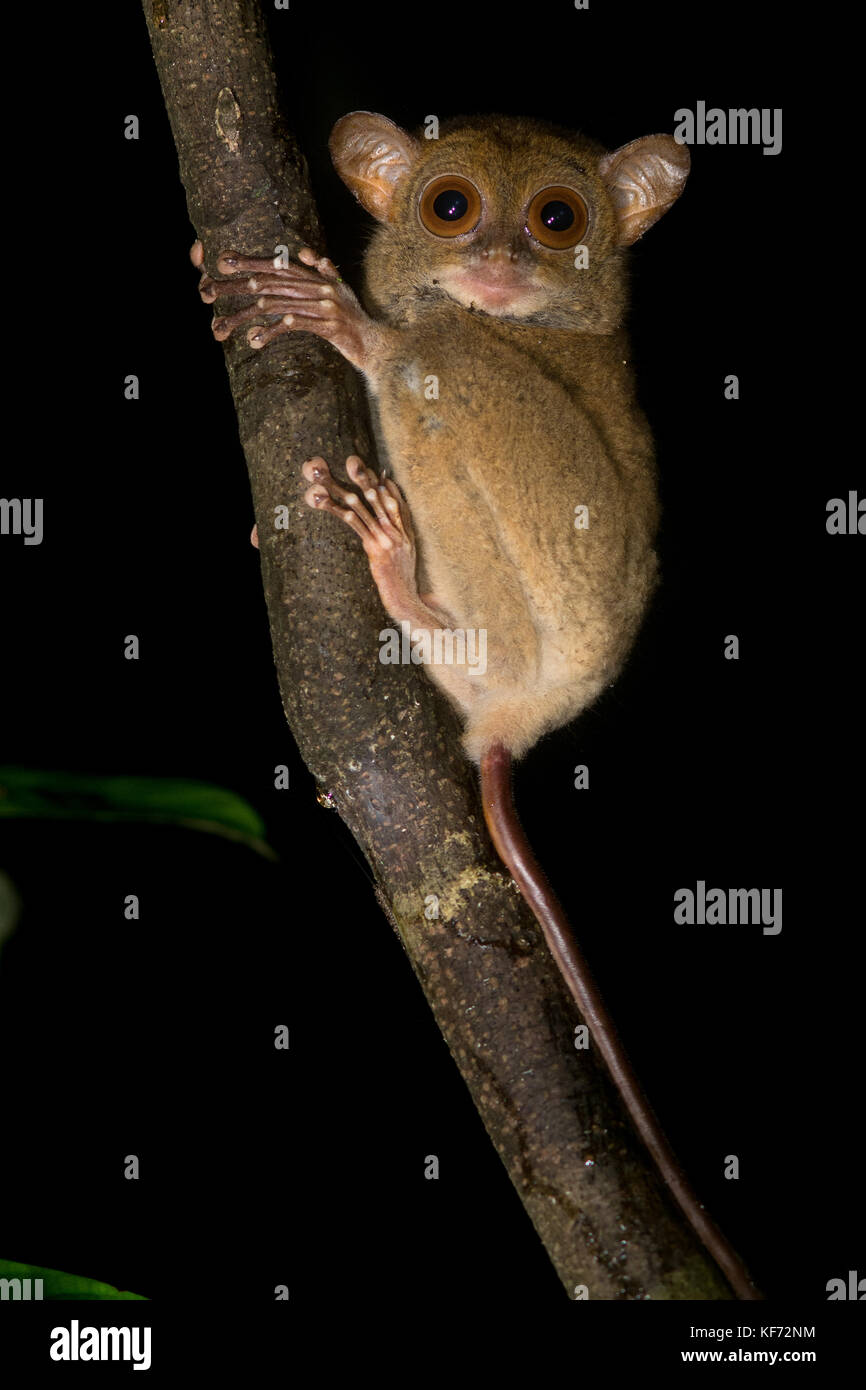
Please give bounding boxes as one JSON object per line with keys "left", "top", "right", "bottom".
{"left": 437, "top": 266, "right": 543, "bottom": 316}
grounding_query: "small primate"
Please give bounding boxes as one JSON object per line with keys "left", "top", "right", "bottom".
{"left": 195, "top": 111, "right": 760, "bottom": 1300}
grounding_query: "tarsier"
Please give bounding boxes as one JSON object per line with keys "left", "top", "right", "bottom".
{"left": 194, "top": 112, "right": 759, "bottom": 1300}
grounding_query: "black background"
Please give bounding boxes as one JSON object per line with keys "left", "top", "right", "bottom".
{"left": 0, "top": 0, "right": 861, "bottom": 1335}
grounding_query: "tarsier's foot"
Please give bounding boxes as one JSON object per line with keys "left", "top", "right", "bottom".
{"left": 302, "top": 455, "right": 425, "bottom": 621}
{"left": 302, "top": 455, "right": 479, "bottom": 713}
{"left": 190, "top": 241, "right": 378, "bottom": 372}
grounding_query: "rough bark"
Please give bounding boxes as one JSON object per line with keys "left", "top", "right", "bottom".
{"left": 142, "top": 0, "right": 734, "bottom": 1299}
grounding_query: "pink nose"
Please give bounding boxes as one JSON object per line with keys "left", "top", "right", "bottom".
{"left": 481, "top": 245, "right": 520, "bottom": 264}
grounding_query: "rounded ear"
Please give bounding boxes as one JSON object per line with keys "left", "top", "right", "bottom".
{"left": 598, "top": 135, "right": 691, "bottom": 245}
{"left": 329, "top": 111, "right": 421, "bottom": 223}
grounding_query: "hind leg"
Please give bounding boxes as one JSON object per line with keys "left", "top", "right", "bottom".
{"left": 303, "top": 455, "right": 485, "bottom": 713}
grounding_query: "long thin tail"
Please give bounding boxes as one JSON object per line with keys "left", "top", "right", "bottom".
{"left": 480, "top": 741, "right": 762, "bottom": 1302}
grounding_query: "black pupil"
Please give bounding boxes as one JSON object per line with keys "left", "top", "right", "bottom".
{"left": 541, "top": 199, "right": 574, "bottom": 231}
{"left": 433, "top": 189, "right": 468, "bottom": 222}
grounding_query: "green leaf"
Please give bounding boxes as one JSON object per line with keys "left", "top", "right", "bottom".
{"left": 0, "top": 767, "right": 276, "bottom": 859}
{"left": 0, "top": 1258, "right": 147, "bottom": 1301}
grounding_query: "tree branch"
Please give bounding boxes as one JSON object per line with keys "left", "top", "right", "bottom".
{"left": 142, "top": 0, "right": 734, "bottom": 1298}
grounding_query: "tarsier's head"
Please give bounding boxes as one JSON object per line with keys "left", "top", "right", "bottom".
{"left": 330, "top": 112, "right": 689, "bottom": 332}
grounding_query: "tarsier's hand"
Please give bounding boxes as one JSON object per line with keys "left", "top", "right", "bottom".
{"left": 190, "top": 241, "right": 384, "bottom": 374}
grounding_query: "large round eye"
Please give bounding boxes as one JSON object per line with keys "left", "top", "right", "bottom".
{"left": 526, "top": 185, "right": 588, "bottom": 249}
{"left": 419, "top": 175, "right": 482, "bottom": 237}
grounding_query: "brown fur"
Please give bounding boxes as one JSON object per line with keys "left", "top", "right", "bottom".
{"left": 330, "top": 112, "right": 688, "bottom": 761}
